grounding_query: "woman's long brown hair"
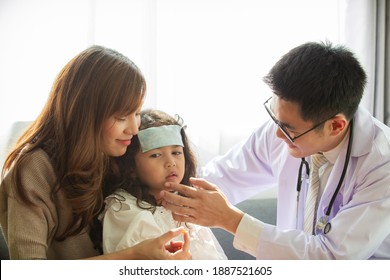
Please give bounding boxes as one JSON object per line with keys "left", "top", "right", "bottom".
{"left": 1, "top": 46, "right": 146, "bottom": 240}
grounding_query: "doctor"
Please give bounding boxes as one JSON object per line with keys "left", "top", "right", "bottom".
{"left": 159, "top": 41, "right": 390, "bottom": 259}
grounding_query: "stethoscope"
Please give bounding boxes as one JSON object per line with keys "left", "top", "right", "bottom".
{"left": 296, "top": 119, "right": 354, "bottom": 235}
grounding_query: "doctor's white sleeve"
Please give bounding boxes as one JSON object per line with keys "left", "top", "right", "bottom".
{"left": 233, "top": 214, "right": 264, "bottom": 257}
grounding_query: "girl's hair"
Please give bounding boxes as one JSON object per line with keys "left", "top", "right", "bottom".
{"left": 1, "top": 45, "right": 146, "bottom": 241}
{"left": 109, "top": 109, "right": 197, "bottom": 212}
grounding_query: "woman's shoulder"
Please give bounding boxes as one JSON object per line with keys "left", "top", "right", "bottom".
{"left": 1, "top": 147, "right": 57, "bottom": 199}
{"left": 19, "top": 148, "right": 56, "bottom": 179}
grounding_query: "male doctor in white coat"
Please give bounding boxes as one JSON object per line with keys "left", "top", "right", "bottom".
{"left": 159, "top": 41, "right": 390, "bottom": 259}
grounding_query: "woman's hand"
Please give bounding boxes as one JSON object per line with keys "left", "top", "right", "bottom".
{"left": 158, "top": 177, "right": 244, "bottom": 234}
{"left": 130, "top": 227, "right": 191, "bottom": 260}
{"left": 96, "top": 227, "right": 191, "bottom": 260}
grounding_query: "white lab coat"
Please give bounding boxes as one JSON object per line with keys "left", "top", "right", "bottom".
{"left": 200, "top": 106, "right": 390, "bottom": 259}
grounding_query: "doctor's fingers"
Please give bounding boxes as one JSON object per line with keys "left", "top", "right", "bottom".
{"left": 163, "top": 194, "right": 217, "bottom": 227}
{"left": 164, "top": 182, "right": 201, "bottom": 198}
{"left": 189, "top": 177, "right": 219, "bottom": 191}
{"left": 162, "top": 192, "right": 199, "bottom": 214}
{"left": 170, "top": 207, "right": 215, "bottom": 227}
{"left": 164, "top": 203, "right": 199, "bottom": 223}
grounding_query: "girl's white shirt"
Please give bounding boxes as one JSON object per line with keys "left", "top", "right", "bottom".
{"left": 101, "top": 188, "right": 227, "bottom": 260}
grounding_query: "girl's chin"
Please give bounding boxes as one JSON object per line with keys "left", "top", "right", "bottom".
{"left": 165, "top": 176, "right": 182, "bottom": 183}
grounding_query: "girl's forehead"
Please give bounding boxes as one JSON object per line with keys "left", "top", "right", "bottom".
{"left": 138, "top": 125, "right": 184, "bottom": 153}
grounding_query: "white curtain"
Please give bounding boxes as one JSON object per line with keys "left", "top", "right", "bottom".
{"left": 340, "top": 0, "right": 390, "bottom": 125}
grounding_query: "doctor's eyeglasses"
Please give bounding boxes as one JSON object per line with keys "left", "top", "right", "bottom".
{"left": 263, "top": 96, "right": 333, "bottom": 143}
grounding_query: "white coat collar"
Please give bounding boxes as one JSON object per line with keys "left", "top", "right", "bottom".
{"left": 351, "top": 106, "right": 375, "bottom": 157}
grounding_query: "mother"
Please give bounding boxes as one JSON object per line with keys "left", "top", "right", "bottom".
{"left": 0, "top": 46, "right": 190, "bottom": 260}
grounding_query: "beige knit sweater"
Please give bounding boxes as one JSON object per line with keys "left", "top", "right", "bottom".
{"left": 0, "top": 148, "right": 99, "bottom": 259}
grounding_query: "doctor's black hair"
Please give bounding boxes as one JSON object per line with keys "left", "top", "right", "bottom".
{"left": 263, "top": 41, "right": 367, "bottom": 123}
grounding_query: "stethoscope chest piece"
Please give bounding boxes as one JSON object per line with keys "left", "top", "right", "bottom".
{"left": 324, "top": 222, "right": 331, "bottom": 234}
{"left": 315, "top": 215, "right": 331, "bottom": 235}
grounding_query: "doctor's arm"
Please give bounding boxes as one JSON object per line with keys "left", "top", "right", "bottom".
{"left": 159, "top": 177, "right": 245, "bottom": 234}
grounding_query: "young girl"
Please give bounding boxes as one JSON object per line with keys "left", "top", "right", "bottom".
{"left": 0, "top": 46, "right": 190, "bottom": 260}
{"left": 101, "top": 109, "right": 227, "bottom": 259}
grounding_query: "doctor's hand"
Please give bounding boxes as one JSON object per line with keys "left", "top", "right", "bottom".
{"left": 158, "top": 177, "right": 244, "bottom": 234}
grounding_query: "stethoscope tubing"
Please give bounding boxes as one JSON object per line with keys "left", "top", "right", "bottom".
{"left": 325, "top": 119, "right": 354, "bottom": 217}
{"left": 296, "top": 118, "right": 354, "bottom": 234}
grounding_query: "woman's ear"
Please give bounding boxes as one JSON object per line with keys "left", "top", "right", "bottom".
{"left": 329, "top": 115, "right": 348, "bottom": 136}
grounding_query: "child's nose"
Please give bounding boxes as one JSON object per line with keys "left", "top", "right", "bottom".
{"left": 166, "top": 158, "right": 176, "bottom": 168}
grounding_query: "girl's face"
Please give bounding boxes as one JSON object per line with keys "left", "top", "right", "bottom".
{"left": 101, "top": 109, "right": 141, "bottom": 157}
{"left": 134, "top": 145, "right": 185, "bottom": 199}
